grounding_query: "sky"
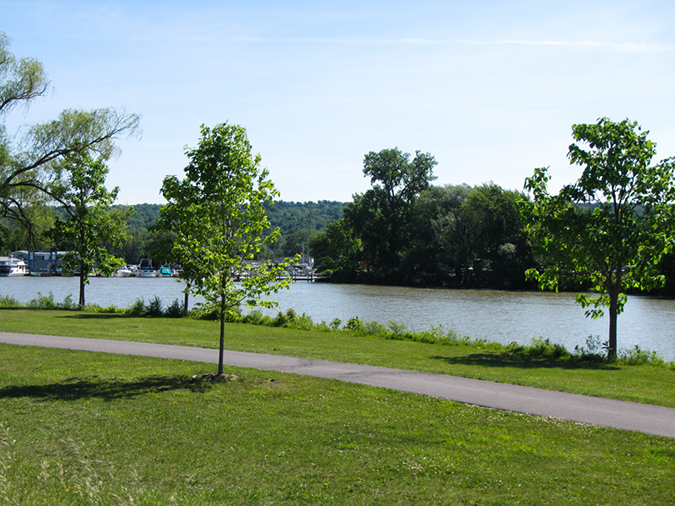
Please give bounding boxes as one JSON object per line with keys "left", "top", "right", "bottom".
{"left": 4, "top": 0, "right": 675, "bottom": 205}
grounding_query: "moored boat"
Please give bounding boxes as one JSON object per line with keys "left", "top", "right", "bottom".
{"left": 115, "top": 266, "right": 133, "bottom": 277}
{"left": 0, "top": 256, "right": 28, "bottom": 277}
{"left": 138, "top": 259, "right": 158, "bottom": 278}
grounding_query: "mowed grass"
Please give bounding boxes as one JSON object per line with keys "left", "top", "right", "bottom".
{"left": 0, "top": 309, "right": 673, "bottom": 408}
{"left": 1, "top": 345, "right": 674, "bottom": 505}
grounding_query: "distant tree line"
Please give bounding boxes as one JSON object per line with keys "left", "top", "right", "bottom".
{"left": 0, "top": 201, "right": 346, "bottom": 265}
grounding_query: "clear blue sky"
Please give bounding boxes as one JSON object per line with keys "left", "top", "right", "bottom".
{"left": 4, "top": 0, "right": 675, "bottom": 204}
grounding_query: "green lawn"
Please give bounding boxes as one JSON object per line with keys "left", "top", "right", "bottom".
{"left": 1, "top": 345, "right": 673, "bottom": 505}
{"left": 0, "top": 308, "right": 673, "bottom": 408}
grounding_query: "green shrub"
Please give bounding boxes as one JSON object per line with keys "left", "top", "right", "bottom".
{"left": 618, "top": 346, "right": 665, "bottom": 366}
{"left": 286, "top": 313, "right": 314, "bottom": 331}
{"left": 127, "top": 298, "right": 146, "bottom": 316}
{"left": 145, "top": 296, "right": 163, "bottom": 317}
{"left": 0, "top": 295, "right": 21, "bottom": 307}
{"left": 344, "top": 316, "right": 366, "bottom": 334}
{"left": 165, "top": 298, "right": 187, "bottom": 318}
{"left": 526, "top": 337, "right": 570, "bottom": 359}
{"left": 26, "top": 292, "right": 76, "bottom": 310}
{"left": 87, "top": 304, "right": 124, "bottom": 314}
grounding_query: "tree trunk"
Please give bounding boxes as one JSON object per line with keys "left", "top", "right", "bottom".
{"left": 79, "top": 269, "right": 86, "bottom": 307}
{"left": 218, "top": 292, "right": 226, "bottom": 376}
{"left": 184, "top": 291, "right": 189, "bottom": 312}
{"left": 607, "top": 286, "right": 619, "bottom": 360}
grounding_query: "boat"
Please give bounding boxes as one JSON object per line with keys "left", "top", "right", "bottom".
{"left": 159, "top": 266, "right": 172, "bottom": 277}
{"left": 115, "top": 266, "right": 133, "bottom": 277}
{"left": 138, "top": 259, "right": 158, "bottom": 278}
{"left": 0, "top": 256, "right": 29, "bottom": 277}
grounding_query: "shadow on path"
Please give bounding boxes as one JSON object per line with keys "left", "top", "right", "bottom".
{"left": 0, "top": 375, "right": 213, "bottom": 402}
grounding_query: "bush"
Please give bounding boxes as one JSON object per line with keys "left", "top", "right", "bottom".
{"left": 344, "top": 316, "right": 366, "bottom": 334}
{"left": 165, "top": 298, "right": 187, "bottom": 318}
{"left": 0, "top": 295, "right": 20, "bottom": 308}
{"left": 242, "top": 309, "right": 274, "bottom": 326}
{"left": 127, "top": 298, "right": 147, "bottom": 317}
{"left": 86, "top": 304, "right": 124, "bottom": 314}
{"left": 618, "top": 346, "right": 665, "bottom": 366}
{"left": 526, "top": 337, "right": 570, "bottom": 359}
{"left": 26, "top": 292, "right": 78, "bottom": 310}
{"left": 145, "top": 296, "right": 163, "bottom": 317}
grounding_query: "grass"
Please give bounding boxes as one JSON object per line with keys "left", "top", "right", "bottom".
{"left": 0, "top": 308, "right": 673, "bottom": 409}
{"left": 1, "top": 344, "right": 674, "bottom": 505}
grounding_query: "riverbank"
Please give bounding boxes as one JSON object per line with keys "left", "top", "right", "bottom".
{"left": 1, "top": 277, "right": 675, "bottom": 360}
{"left": 0, "top": 308, "right": 672, "bottom": 408}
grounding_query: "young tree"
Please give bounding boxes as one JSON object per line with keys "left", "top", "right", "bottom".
{"left": 0, "top": 32, "right": 139, "bottom": 237}
{"left": 345, "top": 148, "right": 437, "bottom": 277}
{"left": 522, "top": 118, "right": 675, "bottom": 358}
{"left": 158, "top": 122, "right": 295, "bottom": 377}
{"left": 51, "top": 153, "right": 130, "bottom": 307}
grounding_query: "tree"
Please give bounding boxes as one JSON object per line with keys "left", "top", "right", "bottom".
{"left": 522, "top": 118, "right": 675, "bottom": 358}
{"left": 462, "top": 183, "right": 532, "bottom": 288}
{"left": 345, "top": 148, "right": 437, "bottom": 278}
{"left": 0, "top": 32, "right": 139, "bottom": 238}
{"left": 309, "top": 219, "right": 363, "bottom": 279}
{"left": 158, "top": 122, "right": 295, "bottom": 377}
{"left": 407, "top": 184, "right": 473, "bottom": 285}
{"left": 50, "top": 153, "right": 130, "bottom": 307}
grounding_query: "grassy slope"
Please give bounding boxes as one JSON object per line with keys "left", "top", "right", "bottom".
{"left": 1, "top": 345, "right": 674, "bottom": 505}
{"left": 0, "top": 309, "right": 673, "bottom": 408}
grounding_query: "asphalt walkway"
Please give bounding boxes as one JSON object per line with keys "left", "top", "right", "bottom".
{"left": 1, "top": 332, "right": 674, "bottom": 439}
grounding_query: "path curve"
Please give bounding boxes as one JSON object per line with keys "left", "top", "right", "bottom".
{"left": 1, "top": 332, "right": 674, "bottom": 439}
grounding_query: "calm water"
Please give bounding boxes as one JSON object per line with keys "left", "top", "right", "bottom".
{"left": 1, "top": 276, "right": 674, "bottom": 361}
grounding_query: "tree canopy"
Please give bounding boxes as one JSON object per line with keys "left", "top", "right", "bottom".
{"left": 522, "top": 118, "right": 675, "bottom": 358}
{"left": 345, "top": 148, "right": 437, "bottom": 276}
{"left": 0, "top": 32, "right": 139, "bottom": 239}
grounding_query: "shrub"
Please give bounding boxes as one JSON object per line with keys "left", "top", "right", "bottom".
{"left": 0, "top": 295, "right": 21, "bottom": 307}
{"left": 26, "top": 292, "right": 76, "bottom": 310}
{"left": 618, "top": 346, "right": 665, "bottom": 366}
{"left": 127, "top": 298, "right": 146, "bottom": 316}
{"left": 344, "top": 316, "right": 365, "bottom": 334}
{"left": 387, "top": 321, "right": 408, "bottom": 335}
{"left": 165, "top": 298, "right": 187, "bottom": 318}
{"left": 273, "top": 308, "right": 298, "bottom": 327}
{"left": 145, "top": 296, "right": 163, "bottom": 317}
{"left": 242, "top": 309, "right": 274, "bottom": 326}
{"left": 286, "top": 313, "right": 314, "bottom": 331}
{"left": 526, "top": 337, "right": 570, "bottom": 359}
{"left": 87, "top": 304, "right": 124, "bottom": 314}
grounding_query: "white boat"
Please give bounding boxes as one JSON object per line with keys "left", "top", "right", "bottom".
{"left": 0, "top": 256, "right": 28, "bottom": 277}
{"left": 138, "top": 259, "right": 158, "bottom": 278}
{"left": 115, "top": 266, "right": 133, "bottom": 278}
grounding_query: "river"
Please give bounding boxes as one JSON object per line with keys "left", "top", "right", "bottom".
{"left": 1, "top": 276, "right": 674, "bottom": 361}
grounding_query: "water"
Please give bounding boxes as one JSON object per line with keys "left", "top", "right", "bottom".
{"left": 1, "top": 276, "right": 674, "bottom": 361}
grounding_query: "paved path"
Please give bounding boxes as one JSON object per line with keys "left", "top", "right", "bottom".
{"left": 2, "top": 332, "right": 674, "bottom": 439}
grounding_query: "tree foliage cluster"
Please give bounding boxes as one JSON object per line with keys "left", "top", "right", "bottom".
{"left": 311, "top": 148, "right": 534, "bottom": 288}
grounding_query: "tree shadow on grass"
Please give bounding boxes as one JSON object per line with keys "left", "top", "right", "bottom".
{"left": 56, "top": 313, "right": 144, "bottom": 320}
{"left": 430, "top": 352, "right": 620, "bottom": 371}
{"left": 0, "top": 375, "right": 214, "bottom": 402}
